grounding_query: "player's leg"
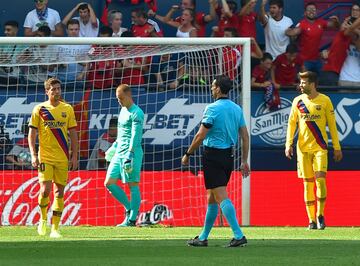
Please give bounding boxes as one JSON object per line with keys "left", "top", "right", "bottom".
{"left": 298, "top": 151, "right": 317, "bottom": 229}
{"left": 314, "top": 150, "right": 328, "bottom": 229}
{"left": 303, "top": 178, "right": 316, "bottom": 229}
{"left": 50, "top": 182, "right": 65, "bottom": 238}
{"left": 127, "top": 182, "right": 140, "bottom": 225}
{"left": 104, "top": 159, "right": 130, "bottom": 221}
{"left": 118, "top": 156, "right": 142, "bottom": 226}
{"left": 50, "top": 161, "right": 69, "bottom": 238}
{"left": 37, "top": 162, "right": 53, "bottom": 236}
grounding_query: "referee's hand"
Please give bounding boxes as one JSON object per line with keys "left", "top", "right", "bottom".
{"left": 181, "top": 154, "right": 189, "bottom": 166}
{"left": 240, "top": 162, "right": 250, "bottom": 178}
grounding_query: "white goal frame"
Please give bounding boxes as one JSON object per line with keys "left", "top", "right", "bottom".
{"left": 0, "top": 37, "right": 251, "bottom": 226}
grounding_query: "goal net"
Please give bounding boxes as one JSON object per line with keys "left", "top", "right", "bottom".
{"left": 0, "top": 37, "right": 251, "bottom": 227}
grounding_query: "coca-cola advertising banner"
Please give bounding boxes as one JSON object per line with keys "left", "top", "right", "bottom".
{"left": 0, "top": 170, "right": 228, "bottom": 226}
{"left": 2, "top": 170, "right": 360, "bottom": 226}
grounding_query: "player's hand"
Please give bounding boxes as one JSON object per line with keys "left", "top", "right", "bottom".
{"left": 333, "top": 150, "right": 343, "bottom": 162}
{"left": 285, "top": 146, "right": 294, "bottom": 159}
{"left": 105, "top": 146, "right": 116, "bottom": 162}
{"left": 69, "top": 155, "right": 78, "bottom": 171}
{"left": 123, "top": 151, "right": 134, "bottom": 173}
{"left": 181, "top": 154, "right": 189, "bottom": 166}
{"left": 31, "top": 155, "right": 39, "bottom": 169}
{"left": 240, "top": 162, "right": 250, "bottom": 178}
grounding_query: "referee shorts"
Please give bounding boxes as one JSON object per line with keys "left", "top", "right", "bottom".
{"left": 202, "top": 146, "right": 234, "bottom": 189}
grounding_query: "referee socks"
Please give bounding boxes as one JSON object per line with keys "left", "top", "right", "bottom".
{"left": 220, "top": 199, "right": 244, "bottom": 240}
{"left": 199, "top": 203, "right": 218, "bottom": 241}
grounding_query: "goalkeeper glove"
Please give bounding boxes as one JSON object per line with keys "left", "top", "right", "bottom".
{"left": 123, "top": 151, "right": 134, "bottom": 173}
{"left": 105, "top": 143, "right": 117, "bottom": 162}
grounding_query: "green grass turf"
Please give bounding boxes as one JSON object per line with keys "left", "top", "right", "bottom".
{"left": 1, "top": 226, "right": 360, "bottom": 265}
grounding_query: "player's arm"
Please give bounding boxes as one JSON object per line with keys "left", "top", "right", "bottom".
{"left": 285, "top": 100, "right": 298, "bottom": 159}
{"left": 181, "top": 124, "right": 209, "bottom": 165}
{"left": 239, "top": 126, "right": 250, "bottom": 177}
{"left": 69, "top": 128, "right": 78, "bottom": 170}
{"left": 129, "top": 112, "right": 144, "bottom": 153}
{"left": 28, "top": 126, "right": 39, "bottom": 168}
{"left": 325, "top": 98, "right": 342, "bottom": 162}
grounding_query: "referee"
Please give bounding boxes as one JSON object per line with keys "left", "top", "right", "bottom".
{"left": 182, "top": 75, "right": 250, "bottom": 247}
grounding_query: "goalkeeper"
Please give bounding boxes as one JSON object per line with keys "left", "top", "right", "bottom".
{"left": 104, "top": 84, "right": 144, "bottom": 226}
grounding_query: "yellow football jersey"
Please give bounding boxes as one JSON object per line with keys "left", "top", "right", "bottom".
{"left": 29, "top": 101, "right": 77, "bottom": 163}
{"left": 286, "top": 93, "right": 341, "bottom": 152}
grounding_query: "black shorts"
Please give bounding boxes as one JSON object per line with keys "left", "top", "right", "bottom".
{"left": 202, "top": 146, "right": 234, "bottom": 189}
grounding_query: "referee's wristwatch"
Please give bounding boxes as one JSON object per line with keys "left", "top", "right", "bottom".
{"left": 185, "top": 151, "right": 193, "bottom": 157}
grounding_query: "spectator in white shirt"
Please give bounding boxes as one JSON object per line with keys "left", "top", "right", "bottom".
{"left": 24, "top": 0, "right": 63, "bottom": 36}
{"left": 62, "top": 2, "right": 99, "bottom": 37}
{"left": 339, "top": 36, "right": 360, "bottom": 87}
{"left": 258, "top": 0, "right": 293, "bottom": 59}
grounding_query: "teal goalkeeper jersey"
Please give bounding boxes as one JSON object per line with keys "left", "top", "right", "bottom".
{"left": 115, "top": 103, "right": 144, "bottom": 158}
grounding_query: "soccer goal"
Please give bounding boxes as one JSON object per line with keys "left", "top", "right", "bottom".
{"left": 0, "top": 37, "right": 251, "bottom": 227}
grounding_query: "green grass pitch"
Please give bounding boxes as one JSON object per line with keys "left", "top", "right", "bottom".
{"left": 1, "top": 226, "right": 360, "bottom": 265}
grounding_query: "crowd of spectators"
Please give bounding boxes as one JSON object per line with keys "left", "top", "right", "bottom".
{"left": 0, "top": 0, "right": 359, "bottom": 91}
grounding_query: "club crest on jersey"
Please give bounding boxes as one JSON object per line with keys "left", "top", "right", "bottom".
{"left": 315, "top": 105, "right": 321, "bottom": 111}
{"left": 62, "top": 112, "right": 67, "bottom": 118}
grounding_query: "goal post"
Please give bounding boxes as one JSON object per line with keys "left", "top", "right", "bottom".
{"left": 0, "top": 37, "right": 251, "bottom": 226}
